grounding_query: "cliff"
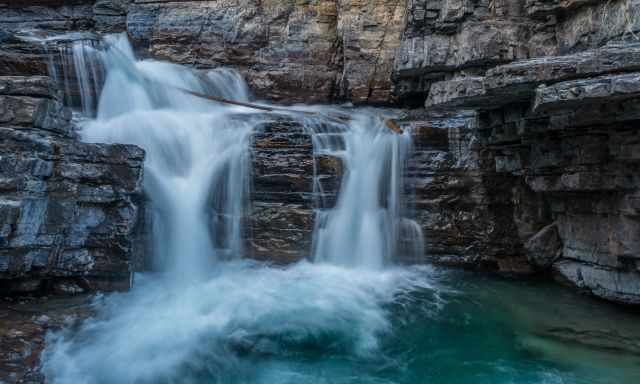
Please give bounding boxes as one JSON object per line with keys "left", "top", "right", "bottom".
{"left": 0, "top": 75, "right": 145, "bottom": 295}
{"left": 1, "top": 0, "right": 640, "bottom": 304}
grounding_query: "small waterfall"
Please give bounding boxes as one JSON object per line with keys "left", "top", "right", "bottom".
{"left": 80, "top": 33, "right": 254, "bottom": 279}
{"left": 16, "top": 30, "right": 105, "bottom": 116}
{"left": 16, "top": 30, "right": 423, "bottom": 271}
{"left": 306, "top": 113, "right": 423, "bottom": 269}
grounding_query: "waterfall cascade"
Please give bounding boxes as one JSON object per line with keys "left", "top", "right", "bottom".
{"left": 30, "top": 32, "right": 423, "bottom": 271}
{"left": 17, "top": 30, "right": 632, "bottom": 384}
{"left": 35, "top": 33, "right": 432, "bottom": 384}
{"left": 305, "top": 114, "right": 422, "bottom": 268}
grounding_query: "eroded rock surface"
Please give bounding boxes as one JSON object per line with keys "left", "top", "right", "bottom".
{"left": 247, "top": 116, "right": 342, "bottom": 263}
{"left": 0, "top": 75, "right": 145, "bottom": 295}
{"left": 2, "top": 0, "right": 640, "bottom": 306}
{"left": 421, "top": 38, "right": 640, "bottom": 304}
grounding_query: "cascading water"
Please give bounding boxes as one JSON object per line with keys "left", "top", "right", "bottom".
{"left": 16, "top": 30, "right": 105, "bottom": 117}
{"left": 26, "top": 31, "right": 640, "bottom": 384}
{"left": 39, "top": 33, "right": 434, "bottom": 384}
{"left": 306, "top": 113, "right": 422, "bottom": 268}
{"left": 81, "top": 34, "right": 253, "bottom": 278}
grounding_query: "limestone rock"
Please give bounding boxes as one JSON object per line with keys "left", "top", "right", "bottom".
{"left": 554, "top": 261, "right": 640, "bottom": 305}
{"left": 0, "top": 76, "right": 145, "bottom": 295}
{"left": 525, "top": 222, "right": 562, "bottom": 269}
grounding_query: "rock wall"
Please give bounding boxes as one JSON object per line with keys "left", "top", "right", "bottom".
{"left": 1, "top": 0, "right": 407, "bottom": 104}
{"left": 418, "top": 5, "right": 640, "bottom": 304}
{"left": 247, "top": 115, "right": 342, "bottom": 263}
{"left": 2, "top": 0, "right": 640, "bottom": 304}
{"left": 0, "top": 75, "right": 145, "bottom": 295}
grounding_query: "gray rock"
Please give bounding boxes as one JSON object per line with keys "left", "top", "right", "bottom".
{"left": 0, "top": 76, "right": 145, "bottom": 295}
{"left": 525, "top": 223, "right": 562, "bottom": 270}
{"left": 554, "top": 261, "right": 640, "bottom": 305}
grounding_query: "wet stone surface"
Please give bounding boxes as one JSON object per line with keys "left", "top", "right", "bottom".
{"left": 0, "top": 294, "right": 94, "bottom": 384}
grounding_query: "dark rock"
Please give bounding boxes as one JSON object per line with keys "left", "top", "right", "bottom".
{"left": 246, "top": 116, "right": 343, "bottom": 263}
{"left": 525, "top": 222, "right": 563, "bottom": 269}
{"left": 0, "top": 76, "right": 144, "bottom": 296}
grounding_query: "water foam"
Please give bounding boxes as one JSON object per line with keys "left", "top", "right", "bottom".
{"left": 42, "top": 262, "right": 437, "bottom": 383}
{"left": 40, "top": 33, "right": 431, "bottom": 383}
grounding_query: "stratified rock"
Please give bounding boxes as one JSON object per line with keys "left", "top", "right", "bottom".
{"left": 0, "top": 76, "right": 145, "bottom": 295}
{"left": 246, "top": 116, "right": 343, "bottom": 263}
{"left": 426, "top": 42, "right": 640, "bottom": 111}
{"left": 534, "top": 72, "right": 640, "bottom": 113}
{"left": 402, "top": 113, "right": 529, "bottom": 272}
{"left": 125, "top": 0, "right": 338, "bottom": 102}
{"left": 554, "top": 261, "right": 640, "bottom": 305}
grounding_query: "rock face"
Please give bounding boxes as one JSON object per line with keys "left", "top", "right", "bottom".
{"left": 1, "top": 0, "right": 407, "bottom": 104}
{"left": 402, "top": 114, "right": 530, "bottom": 273}
{"left": 420, "top": 40, "right": 640, "bottom": 304}
{"left": 247, "top": 116, "right": 342, "bottom": 263}
{"left": 0, "top": 75, "right": 145, "bottom": 295}
{"left": 2, "top": 0, "right": 640, "bottom": 305}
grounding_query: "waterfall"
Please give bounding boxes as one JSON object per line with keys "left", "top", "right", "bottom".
{"left": 40, "top": 33, "right": 432, "bottom": 384}
{"left": 79, "top": 33, "right": 254, "bottom": 279}
{"left": 306, "top": 114, "right": 421, "bottom": 268}
{"left": 14, "top": 30, "right": 105, "bottom": 116}
{"left": 25, "top": 31, "right": 423, "bottom": 270}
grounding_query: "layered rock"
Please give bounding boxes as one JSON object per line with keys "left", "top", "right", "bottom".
{"left": 394, "top": 0, "right": 640, "bottom": 104}
{"left": 0, "top": 75, "right": 145, "bottom": 295}
{"left": 3, "top": 0, "right": 640, "bottom": 306}
{"left": 1, "top": 0, "right": 408, "bottom": 104}
{"left": 424, "top": 39, "right": 640, "bottom": 304}
{"left": 246, "top": 115, "right": 342, "bottom": 263}
{"left": 402, "top": 113, "right": 531, "bottom": 273}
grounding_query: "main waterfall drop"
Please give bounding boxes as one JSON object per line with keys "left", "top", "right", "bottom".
{"left": 45, "top": 32, "right": 421, "bottom": 271}
{"left": 81, "top": 34, "right": 254, "bottom": 278}
{"left": 40, "top": 34, "right": 432, "bottom": 383}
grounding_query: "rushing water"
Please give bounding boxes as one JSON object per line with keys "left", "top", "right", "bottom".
{"left": 32, "top": 33, "right": 640, "bottom": 384}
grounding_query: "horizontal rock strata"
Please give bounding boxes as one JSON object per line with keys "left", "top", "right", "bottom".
{"left": 421, "top": 39, "right": 640, "bottom": 304}
{"left": 0, "top": 75, "right": 145, "bottom": 295}
{"left": 247, "top": 116, "right": 342, "bottom": 263}
{"left": 3, "top": 0, "right": 640, "bottom": 307}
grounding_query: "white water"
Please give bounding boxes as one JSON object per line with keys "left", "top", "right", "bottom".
{"left": 39, "top": 33, "right": 430, "bottom": 383}
{"left": 42, "top": 262, "right": 436, "bottom": 383}
{"left": 82, "top": 34, "right": 254, "bottom": 280}
{"left": 306, "top": 114, "right": 419, "bottom": 268}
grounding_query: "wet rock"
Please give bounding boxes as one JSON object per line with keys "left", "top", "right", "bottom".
{"left": 0, "top": 76, "right": 145, "bottom": 295}
{"left": 401, "top": 113, "right": 527, "bottom": 270}
{"left": 246, "top": 116, "right": 343, "bottom": 263}
{"left": 0, "top": 294, "right": 95, "bottom": 383}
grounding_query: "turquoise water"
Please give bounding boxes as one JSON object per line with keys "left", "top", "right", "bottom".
{"left": 221, "top": 271, "right": 640, "bottom": 384}
{"left": 43, "top": 264, "right": 640, "bottom": 384}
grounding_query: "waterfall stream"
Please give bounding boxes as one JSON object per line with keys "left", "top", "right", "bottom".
{"left": 19, "top": 31, "right": 640, "bottom": 384}
{"left": 37, "top": 33, "right": 434, "bottom": 383}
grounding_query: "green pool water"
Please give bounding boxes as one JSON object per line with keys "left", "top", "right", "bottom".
{"left": 43, "top": 264, "right": 640, "bottom": 384}
{"left": 220, "top": 271, "right": 640, "bottom": 384}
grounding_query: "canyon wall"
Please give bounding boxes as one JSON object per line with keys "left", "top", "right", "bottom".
{"left": 2, "top": 0, "right": 640, "bottom": 304}
{"left": 0, "top": 75, "right": 144, "bottom": 295}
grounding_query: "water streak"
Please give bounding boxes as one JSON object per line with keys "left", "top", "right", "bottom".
{"left": 81, "top": 34, "right": 255, "bottom": 279}
{"left": 304, "top": 113, "right": 422, "bottom": 268}
{"left": 40, "top": 33, "right": 429, "bottom": 383}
